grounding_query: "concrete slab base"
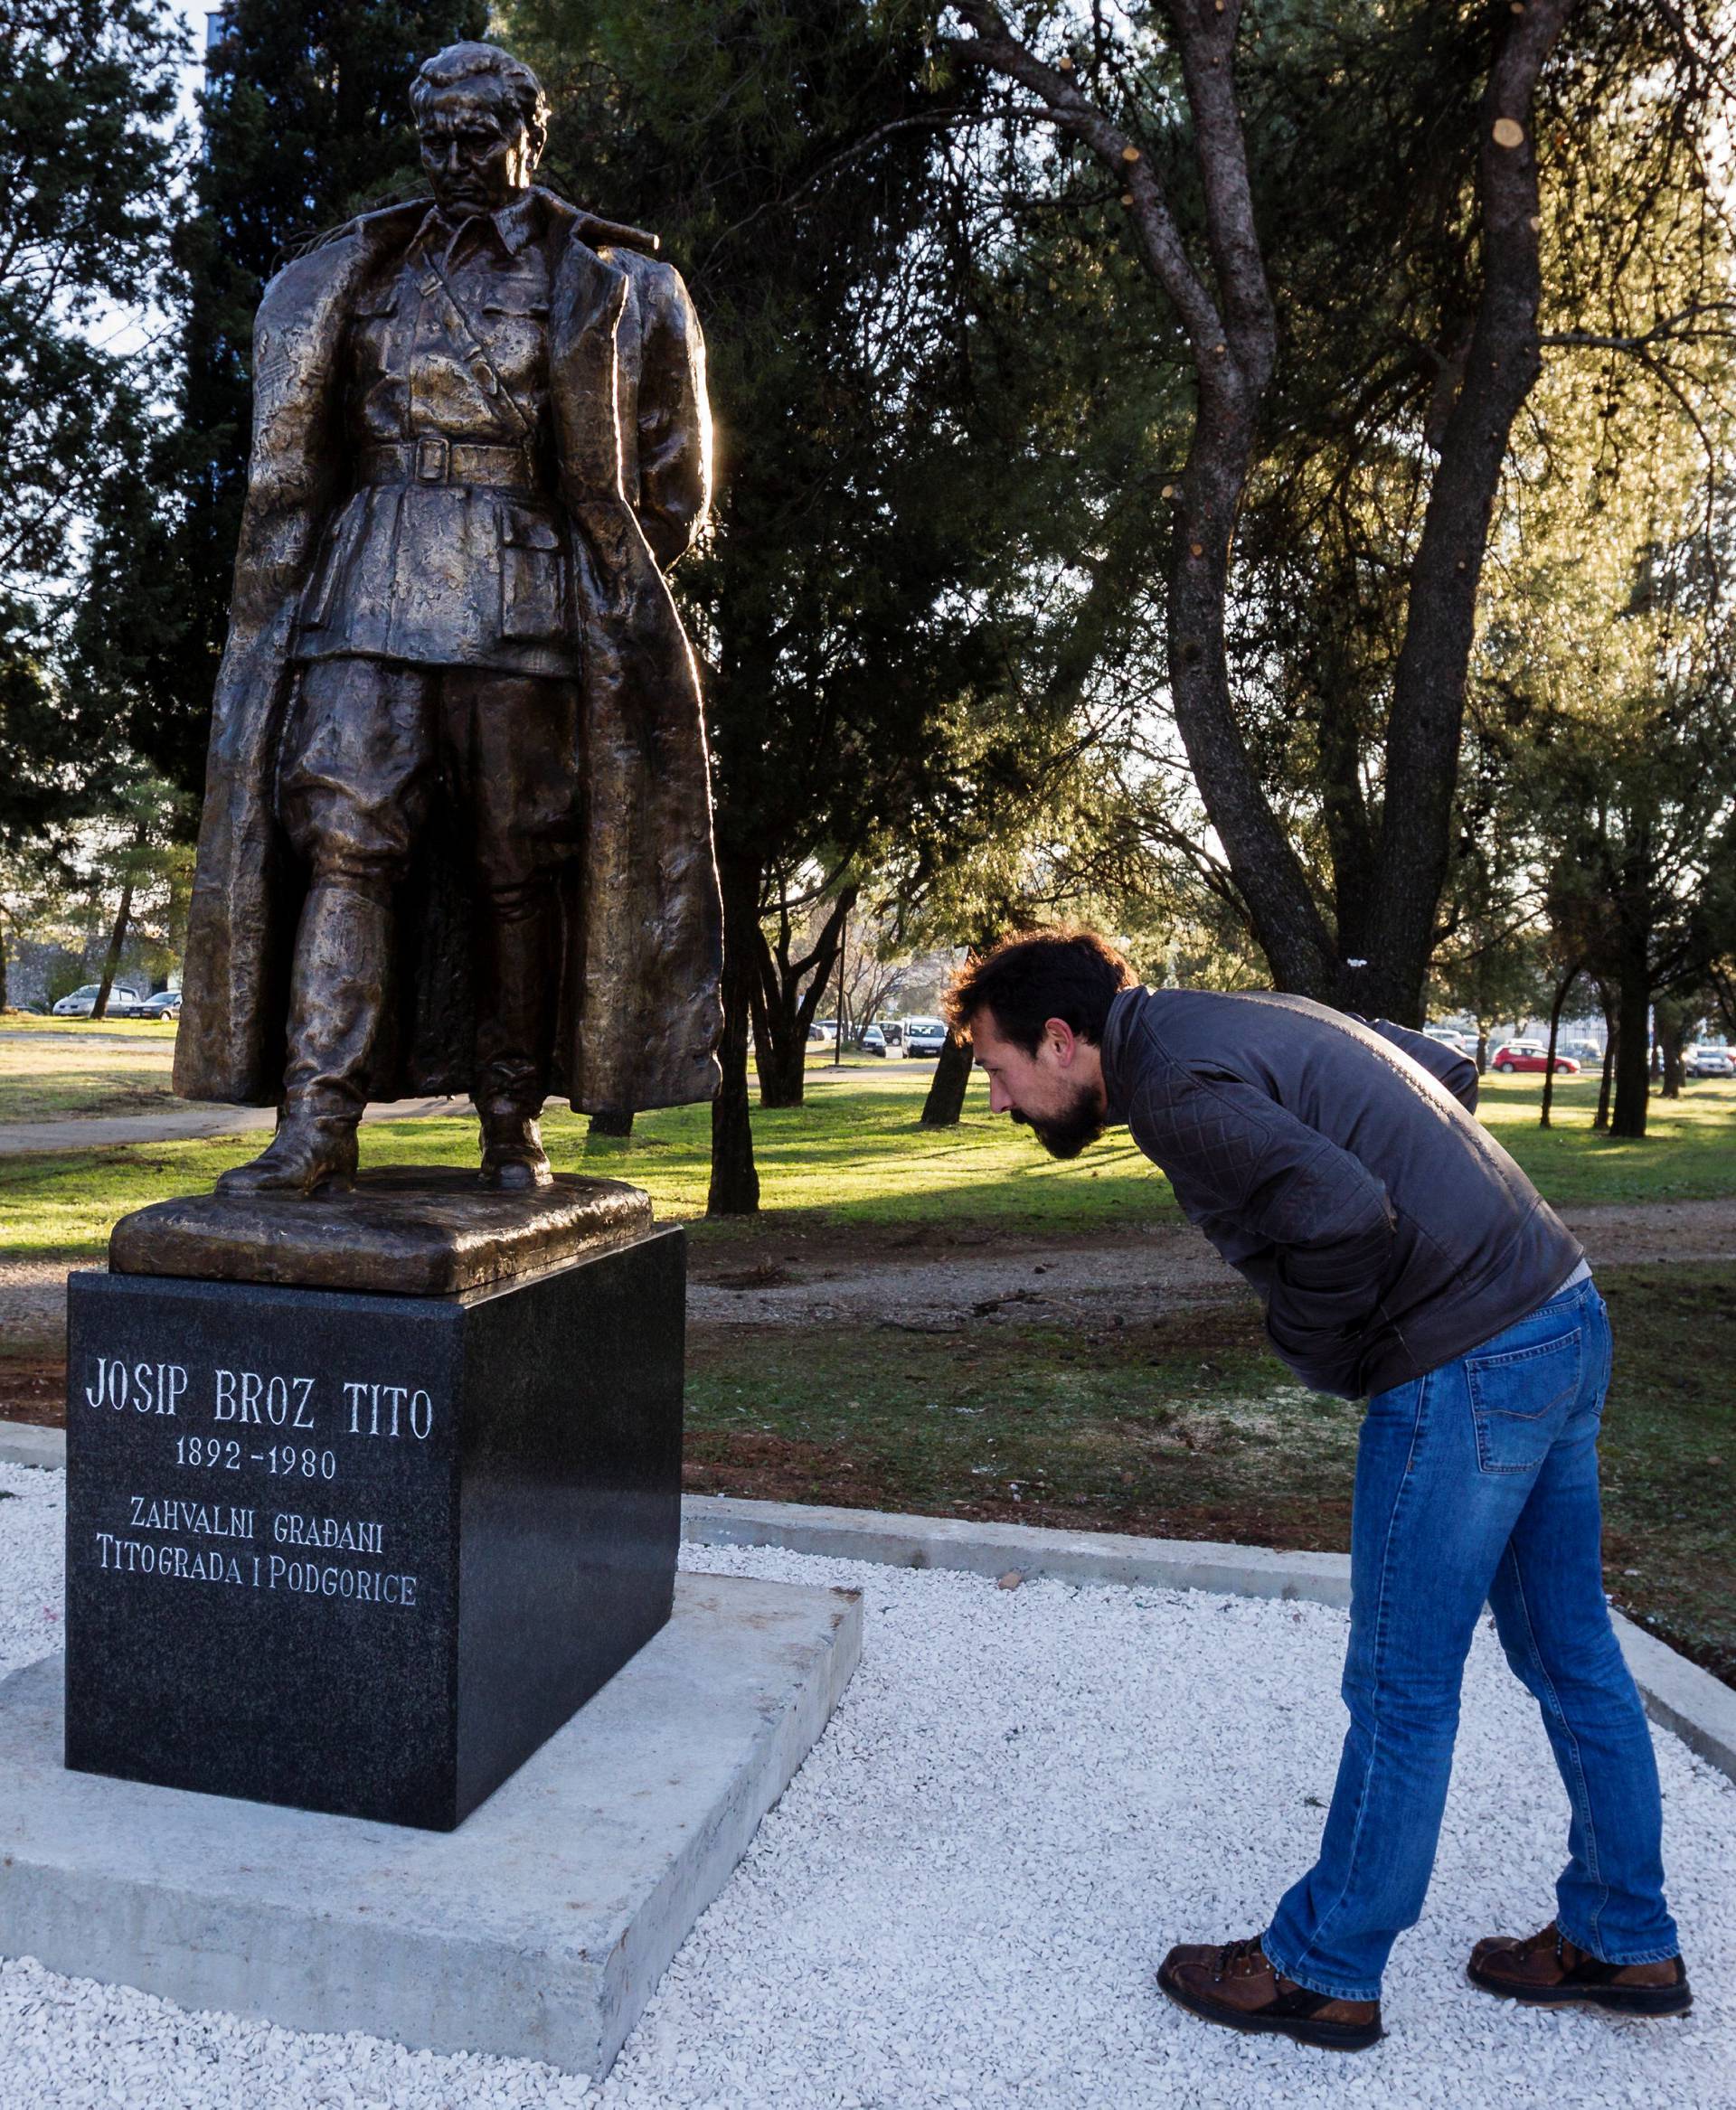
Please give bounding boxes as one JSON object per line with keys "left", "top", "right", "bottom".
{"left": 0, "top": 1570, "right": 861, "bottom": 2080}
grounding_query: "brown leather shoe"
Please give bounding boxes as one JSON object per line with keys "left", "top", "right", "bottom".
{"left": 1157, "top": 1936, "right": 1382, "bottom": 2052}
{"left": 1468, "top": 1923, "right": 1691, "bottom": 2016}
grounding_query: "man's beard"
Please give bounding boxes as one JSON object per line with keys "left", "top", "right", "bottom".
{"left": 1010, "top": 1084, "right": 1106, "bottom": 1162}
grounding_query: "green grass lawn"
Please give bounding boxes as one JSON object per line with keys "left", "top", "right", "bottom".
{"left": 1476, "top": 1073, "right": 1736, "bottom": 1206}
{"left": 687, "top": 1263, "right": 1736, "bottom": 1687}
{"left": 4, "top": 1066, "right": 1734, "bottom": 1261}
{"left": 2, "top": 1048, "right": 1729, "bottom": 1684}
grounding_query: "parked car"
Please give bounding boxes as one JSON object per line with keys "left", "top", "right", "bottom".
{"left": 1423, "top": 1025, "right": 1475, "bottom": 1056}
{"left": 139, "top": 989, "right": 182, "bottom": 1020}
{"left": 1561, "top": 1039, "right": 1604, "bottom": 1067}
{"left": 1685, "top": 1044, "right": 1734, "bottom": 1079}
{"left": 807, "top": 1019, "right": 838, "bottom": 1044}
{"left": 859, "top": 1022, "right": 888, "bottom": 1056}
{"left": 51, "top": 983, "right": 147, "bottom": 1018}
{"left": 901, "top": 1016, "right": 949, "bottom": 1057}
{"left": 1490, "top": 1041, "right": 1580, "bottom": 1075}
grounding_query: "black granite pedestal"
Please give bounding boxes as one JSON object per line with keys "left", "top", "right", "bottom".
{"left": 63, "top": 1184, "right": 684, "bottom": 1832}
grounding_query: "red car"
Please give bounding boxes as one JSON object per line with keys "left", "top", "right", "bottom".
{"left": 1491, "top": 1041, "right": 1580, "bottom": 1075}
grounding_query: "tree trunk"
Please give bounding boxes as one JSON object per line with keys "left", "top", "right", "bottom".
{"left": 1594, "top": 983, "right": 1616, "bottom": 1131}
{"left": 748, "top": 1015, "right": 803, "bottom": 1105}
{"left": 588, "top": 1110, "right": 634, "bottom": 1138}
{"left": 1659, "top": 1014, "right": 1685, "bottom": 1100}
{"left": 91, "top": 868, "right": 138, "bottom": 1021}
{"left": 749, "top": 988, "right": 806, "bottom": 1106}
{"left": 830, "top": 907, "right": 848, "bottom": 1067}
{"left": 707, "top": 848, "right": 761, "bottom": 1215}
{"left": 956, "top": 0, "right": 1576, "bottom": 1028}
{"left": 920, "top": 1028, "right": 975, "bottom": 1127}
{"left": 0, "top": 919, "right": 8, "bottom": 1013}
{"left": 1540, "top": 963, "right": 1580, "bottom": 1131}
{"left": 1166, "top": 372, "right": 1338, "bottom": 999}
{"left": 750, "top": 886, "right": 854, "bottom": 1108}
{"left": 1360, "top": 3, "right": 1574, "bottom": 1023}
{"left": 1611, "top": 956, "right": 1650, "bottom": 1141}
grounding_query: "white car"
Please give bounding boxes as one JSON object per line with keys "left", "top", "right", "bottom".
{"left": 51, "top": 983, "right": 147, "bottom": 1017}
{"left": 901, "top": 1016, "right": 949, "bottom": 1057}
{"left": 1686, "top": 1045, "right": 1734, "bottom": 1079}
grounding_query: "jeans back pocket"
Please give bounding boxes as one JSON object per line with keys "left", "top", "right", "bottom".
{"left": 1466, "top": 1326, "right": 1581, "bottom": 1474}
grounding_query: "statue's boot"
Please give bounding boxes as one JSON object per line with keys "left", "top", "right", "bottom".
{"left": 474, "top": 882, "right": 554, "bottom": 1192}
{"left": 217, "top": 883, "right": 389, "bottom": 1199}
{"left": 476, "top": 1096, "right": 552, "bottom": 1191}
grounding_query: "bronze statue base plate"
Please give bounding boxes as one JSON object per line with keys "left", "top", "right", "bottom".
{"left": 107, "top": 1168, "right": 655, "bottom": 1298}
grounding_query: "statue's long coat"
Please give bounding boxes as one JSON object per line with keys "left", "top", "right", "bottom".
{"left": 173, "top": 189, "right": 722, "bottom": 1116}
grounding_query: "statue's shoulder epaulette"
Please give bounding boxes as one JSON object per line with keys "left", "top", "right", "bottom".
{"left": 575, "top": 211, "right": 661, "bottom": 258}
{"left": 534, "top": 186, "right": 661, "bottom": 259}
{"left": 278, "top": 195, "right": 429, "bottom": 269}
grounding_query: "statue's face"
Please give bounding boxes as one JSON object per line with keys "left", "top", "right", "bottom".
{"left": 417, "top": 83, "right": 542, "bottom": 217}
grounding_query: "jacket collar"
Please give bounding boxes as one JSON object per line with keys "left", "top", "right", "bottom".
{"left": 1099, "top": 984, "right": 1147, "bottom": 1126}
{"left": 414, "top": 190, "right": 541, "bottom": 262}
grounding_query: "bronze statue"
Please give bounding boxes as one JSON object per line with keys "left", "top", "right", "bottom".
{"left": 173, "top": 42, "right": 722, "bottom": 1197}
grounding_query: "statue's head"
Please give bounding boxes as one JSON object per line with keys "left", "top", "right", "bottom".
{"left": 410, "top": 42, "right": 549, "bottom": 218}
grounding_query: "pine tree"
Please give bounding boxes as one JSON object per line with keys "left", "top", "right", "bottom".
{"left": 1, "top": 0, "right": 184, "bottom": 852}
{"left": 72, "top": 0, "right": 486, "bottom": 796}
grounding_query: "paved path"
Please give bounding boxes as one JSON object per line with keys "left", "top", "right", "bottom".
{"left": 0, "top": 1060, "right": 930, "bottom": 1159}
{"left": 0, "top": 1095, "right": 464, "bottom": 1157}
{"left": 0, "top": 1063, "right": 936, "bottom": 1164}
{"left": 0, "top": 1031, "right": 175, "bottom": 1052}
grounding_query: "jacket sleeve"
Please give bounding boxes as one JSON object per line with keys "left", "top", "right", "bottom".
{"left": 1132, "top": 1066, "right": 1397, "bottom": 1386}
{"left": 1363, "top": 1017, "right": 1478, "bottom": 1113}
{"left": 631, "top": 260, "right": 711, "bottom": 569}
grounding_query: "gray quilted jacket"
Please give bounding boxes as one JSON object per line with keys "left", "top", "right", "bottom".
{"left": 1099, "top": 987, "right": 1583, "bottom": 1399}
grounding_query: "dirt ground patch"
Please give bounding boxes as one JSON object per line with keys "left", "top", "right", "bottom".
{"left": 0, "top": 1356, "right": 66, "bottom": 1427}
{"left": 684, "top": 1195, "right": 1736, "bottom": 1330}
{"left": 681, "top": 1435, "right": 1353, "bottom": 1551}
{"left": 5, "top": 1193, "right": 1734, "bottom": 1356}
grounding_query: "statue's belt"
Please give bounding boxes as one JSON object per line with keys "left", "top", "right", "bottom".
{"left": 358, "top": 438, "right": 544, "bottom": 493}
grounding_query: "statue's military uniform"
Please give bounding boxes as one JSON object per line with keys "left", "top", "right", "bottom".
{"left": 279, "top": 197, "right": 590, "bottom": 1138}
{"left": 174, "top": 182, "right": 722, "bottom": 1165}
{"left": 296, "top": 195, "right": 580, "bottom": 678}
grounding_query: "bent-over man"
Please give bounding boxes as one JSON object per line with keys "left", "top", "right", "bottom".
{"left": 948, "top": 928, "right": 1688, "bottom": 2054}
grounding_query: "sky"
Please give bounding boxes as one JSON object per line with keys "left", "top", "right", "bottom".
{"left": 170, "top": 0, "right": 212, "bottom": 119}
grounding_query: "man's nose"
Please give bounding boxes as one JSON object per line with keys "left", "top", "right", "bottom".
{"left": 989, "top": 1078, "right": 1011, "bottom": 1114}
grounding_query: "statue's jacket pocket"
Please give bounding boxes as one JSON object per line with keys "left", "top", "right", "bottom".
{"left": 298, "top": 492, "right": 369, "bottom": 633}
{"left": 1465, "top": 1326, "right": 1581, "bottom": 1474}
{"left": 497, "top": 502, "right": 568, "bottom": 641}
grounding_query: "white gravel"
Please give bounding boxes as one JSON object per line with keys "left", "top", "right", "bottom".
{"left": 2, "top": 1456, "right": 1731, "bottom": 2108}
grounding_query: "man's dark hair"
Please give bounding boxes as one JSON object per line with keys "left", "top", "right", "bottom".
{"left": 944, "top": 928, "right": 1135, "bottom": 1055}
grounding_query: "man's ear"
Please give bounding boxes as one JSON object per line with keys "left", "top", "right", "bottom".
{"left": 1044, "top": 1017, "right": 1078, "bottom": 1065}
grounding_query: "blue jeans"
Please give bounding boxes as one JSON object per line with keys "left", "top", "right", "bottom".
{"left": 1263, "top": 1275, "right": 1678, "bottom": 2002}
